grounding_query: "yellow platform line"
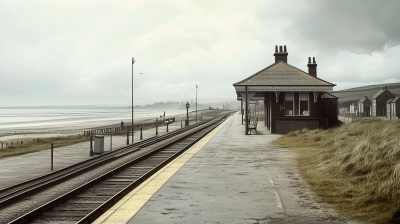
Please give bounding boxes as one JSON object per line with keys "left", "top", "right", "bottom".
{"left": 93, "top": 115, "right": 233, "bottom": 224}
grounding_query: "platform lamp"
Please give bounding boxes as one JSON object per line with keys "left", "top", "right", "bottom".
{"left": 185, "top": 102, "right": 190, "bottom": 127}
{"left": 131, "top": 58, "right": 135, "bottom": 144}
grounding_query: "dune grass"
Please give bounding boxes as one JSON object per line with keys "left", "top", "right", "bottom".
{"left": 276, "top": 118, "right": 400, "bottom": 224}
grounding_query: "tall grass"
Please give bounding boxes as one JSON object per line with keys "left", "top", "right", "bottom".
{"left": 276, "top": 118, "right": 400, "bottom": 224}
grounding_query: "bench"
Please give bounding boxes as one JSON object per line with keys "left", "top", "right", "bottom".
{"left": 248, "top": 118, "right": 258, "bottom": 135}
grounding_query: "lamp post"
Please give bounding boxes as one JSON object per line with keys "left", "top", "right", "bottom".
{"left": 196, "top": 84, "right": 198, "bottom": 123}
{"left": 131, "top": 58, "right": 135, "bottom": 144}
{"left": 185, "top": 102, "right": 190, "bottom": 126}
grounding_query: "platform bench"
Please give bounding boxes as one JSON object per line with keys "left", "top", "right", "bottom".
{"left": 248, "top": 118, "right": 258, "bottom": 135}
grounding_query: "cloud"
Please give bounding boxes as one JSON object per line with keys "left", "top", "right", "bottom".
{"left": 0, "top": 0, "right": 399, "bottom": 106}
{"left": 280, "top": 0, "right": 400, "bottom": 54}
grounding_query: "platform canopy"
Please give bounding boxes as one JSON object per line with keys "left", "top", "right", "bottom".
{"left": 233, "top": 61, "right": 335, "bottom": 98}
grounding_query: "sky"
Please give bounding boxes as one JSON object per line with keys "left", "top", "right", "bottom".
{"left": 1, "top": 0, "right": 399, "bottom": 106}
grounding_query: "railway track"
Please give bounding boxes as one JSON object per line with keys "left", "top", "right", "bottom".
{"left": 0, "top": 112, "right": 233, "bottom": 224}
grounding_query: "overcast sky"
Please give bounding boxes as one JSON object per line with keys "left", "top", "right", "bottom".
{"left": 1, "top": 0, "right": 399, "bottom": 106}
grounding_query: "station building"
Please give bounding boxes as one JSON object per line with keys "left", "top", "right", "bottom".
{"left": 233, "top": 45, "right": 338, "bottom": 134}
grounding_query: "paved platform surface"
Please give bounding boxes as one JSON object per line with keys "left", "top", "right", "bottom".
{"left": 95, "top": 113, "right": 363, "bottom": 224}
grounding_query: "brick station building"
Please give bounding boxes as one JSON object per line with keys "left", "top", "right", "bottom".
{"left": 233, "top": 45, "right": 339, "bottom": 134}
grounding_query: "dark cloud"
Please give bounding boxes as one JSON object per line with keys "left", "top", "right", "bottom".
{"left": 281, "top": 0, "right": 400, "bottom": 54}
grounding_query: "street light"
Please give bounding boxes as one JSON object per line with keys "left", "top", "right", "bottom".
{"left": 131, "top": 58, "right": 135, "bottom": 144}
{"left": 196, "top": 84, "right": 198, "bottom": 123}
{"left": 185, "top": 101, "right": 190, "bottom": 126}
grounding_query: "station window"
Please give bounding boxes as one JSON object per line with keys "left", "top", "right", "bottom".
{"left": 284, "top": 92, "right": 294, "bottom": 115}
{"left": 299, "top": 92, "right": 309, "bottom": 116}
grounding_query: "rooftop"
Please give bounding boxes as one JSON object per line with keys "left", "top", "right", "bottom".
{"left": 233, "top": 61, "right": 335, "bottom": 87}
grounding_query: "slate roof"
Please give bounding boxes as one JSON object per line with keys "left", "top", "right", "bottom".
{"left": 358, "top": 96, "right": 371, "bottom": 103}
{"left": 321, "top": 92, "right": 338, "bottom": 99}
{"left": 387, "top": 99, "right": 393, "bottom": 104}
{"left": 372, "top": 89, "right": 396, "bottom": 99}
{"left": 392, "top": 96, "right": 400, "bottom": 103}
{"left": 233, "top": 61, "right": 335, "bottom": 86}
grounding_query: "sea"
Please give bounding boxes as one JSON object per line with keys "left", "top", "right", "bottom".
{"left": 0, "top": 107, "right": 184, "bottom": 132}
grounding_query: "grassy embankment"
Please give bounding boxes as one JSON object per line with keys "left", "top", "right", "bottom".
{"left": 0, "top": 110, "right": 234, "bottom": 159}
{"left": 276, "top": 118, "right": 400, "bottom": 224}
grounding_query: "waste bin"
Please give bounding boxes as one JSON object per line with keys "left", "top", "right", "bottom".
{"left": 94, "top": 135, "right": 104, "bottom": 154}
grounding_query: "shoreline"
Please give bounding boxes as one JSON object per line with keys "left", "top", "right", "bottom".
{"left": 0, "top": 109, "right": 231, "bottom": 142}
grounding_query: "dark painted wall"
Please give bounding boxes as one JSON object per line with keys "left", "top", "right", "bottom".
{"left": 374, "top": 90, "right": 395, "bottom": 116}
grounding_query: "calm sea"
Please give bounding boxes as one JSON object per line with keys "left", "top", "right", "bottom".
{"left": 0, "top": 108, "right": 184, "bottom": 131}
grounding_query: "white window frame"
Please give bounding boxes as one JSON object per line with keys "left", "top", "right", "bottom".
{"left": 299, "top": 92, "right": 309, "bottom": 116}
{"left": 284, "top": 92, "right": 294, "bottom": 116}
{"left": 284, "top": 92, "right": 310, "bottom": 116}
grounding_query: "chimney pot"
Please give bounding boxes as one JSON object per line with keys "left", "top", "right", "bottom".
{"left": 383, "top": 85, "right": 387, "bottom": 90}
{"left": 273, "top": 45, "right": 288, "bottom": 63}
{"left": 307, "top": 57, "right": 317, "bottom": 77}
{"left": 284, "top": 45, "right": 287, "bottom": 52}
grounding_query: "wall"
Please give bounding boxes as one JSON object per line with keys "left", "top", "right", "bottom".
{"left": 276, "top": 118, "right": 320, "bottom": 134}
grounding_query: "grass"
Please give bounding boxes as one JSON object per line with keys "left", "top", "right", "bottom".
{"left": 0, "top": 135, "right": 91, "bottom": 159}
{"left": 275, "top": 117, "right": 400, "bottom": 224}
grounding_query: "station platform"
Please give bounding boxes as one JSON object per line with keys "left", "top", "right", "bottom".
{"left": 94, "top": 113, "right": 359, "bottom": 224}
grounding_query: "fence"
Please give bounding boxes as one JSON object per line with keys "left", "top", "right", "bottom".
{"left": 0, "top": 117, "right": 184, "bottom": 137}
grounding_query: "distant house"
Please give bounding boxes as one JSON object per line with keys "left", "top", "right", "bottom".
{"left": 233, "top": 45, "right": 338, "bottom": 134}
{"left": 386, "top": 99, "right": 393, "bottom": 118}
{"left": 390, "top": 97, "right": 400, "bottom": 118}
{"left": 372, "top": 86, "right": 396, "bottom": 117}
{"left": 349, "top": 103, "right": 358, "bottom": 113}
{"left": 358, "top": 96, "right": 372, "bottom": 117}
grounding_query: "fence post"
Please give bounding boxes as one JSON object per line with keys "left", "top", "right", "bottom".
{"left": 181, "top": 120, "right": 182, "bottom": 128}
{"left": 126, "top": 130, "right": 130, "bottom": 145}
{"left": 51, "top": 143, "right": 54, "bottom": 171}
{"left": 167, "top": 123, "right": 169, "bottom": 132}
{"left": 140, "top": 127, "right": 143, "bottom": 140}
{"left": 90, "top": 135, "right": 93, "bottom": 156}
{"left": 156, "top": 123, "right": 158, "bottom": 136}
{"left": 110, "top": 134, "right": 112, "bottom": 151}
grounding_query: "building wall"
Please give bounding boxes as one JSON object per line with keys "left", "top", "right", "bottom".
{"left": 271, "top": 92, "right": 327, "bottom": 133}
{"left": 374, "top": 90, "right": 395, "bottom": 117}
{"left": 394, "top": 102, "right": 400, "bottom": 118}
{"left": 276, "top": 118, "right": 320, "bottom": 134}
{"left": 321, "top": 98, "right": 338, "bottom": 127}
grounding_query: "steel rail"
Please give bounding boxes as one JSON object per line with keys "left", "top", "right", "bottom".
{"left": 5, "top": 113, "right": 232, "bottom": 224}
{"left": 0, "top": 115, "right": 225, "bottom": 208}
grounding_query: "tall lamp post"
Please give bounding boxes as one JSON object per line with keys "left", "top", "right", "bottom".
{"left": 131, "top": 58, "right": 135, "bottom": 144}
{"left": 185, "top": 102, "right": 190, "bottom": 127}
{"left": 196, "top": 84, "right": 198, "bottom": 123}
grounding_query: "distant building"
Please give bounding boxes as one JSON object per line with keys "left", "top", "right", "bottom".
{"left": 387, "top": 99, "right": 393, "bottom": 118}
{"left": 233, "top": 45, "right": 339, "bottom": 134}
{"left": 349, "top": 103, "right": 358, "bottom": 113}
{"left": 357, "top": 96, "right": 372, "bottom": 117}
{"left": 390, "top": 97, "right": 400, "bottom": 118}
{"left": 371, "top": 86, "right": 396, "bottom": 117}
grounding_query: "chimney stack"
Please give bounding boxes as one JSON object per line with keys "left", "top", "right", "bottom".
{"left": 274, "top": 45, "right": 288, "bottom": 63}
{"left": 383, "top": 85, "right": 387, "bottom": 90}
{"left": 307, "top": 57, "right": 317, "bottom": 77}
